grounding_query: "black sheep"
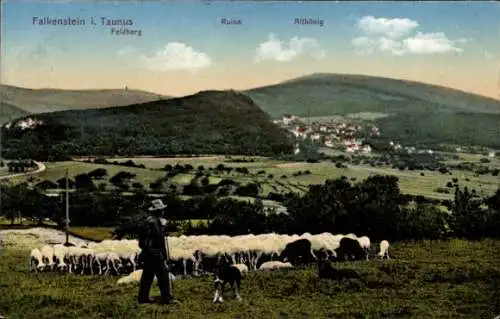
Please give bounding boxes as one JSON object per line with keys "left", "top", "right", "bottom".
{"left": 280, "top": 238, "right": 317, "bottom": 266}
{"left": 212, "top": 256, "right": 243, "bottom": 303}
{"left": 335, "top": 237, "right": 365, "bottom": 261}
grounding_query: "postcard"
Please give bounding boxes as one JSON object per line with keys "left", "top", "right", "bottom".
{"left": 0, "top": 1, "right": 499, "bottom": 318}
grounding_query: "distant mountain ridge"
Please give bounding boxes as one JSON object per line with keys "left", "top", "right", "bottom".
{"left": 3, "top": 73, "right": 500, "bottom": 150}
{"left": 245, "top": 73, "right": 500, "bottom": 118}
{"left": 3, "top": 74, "right": 499, "bottom": 121}
{"left": 0, "top": 84, "right": 167, "bottom": 122}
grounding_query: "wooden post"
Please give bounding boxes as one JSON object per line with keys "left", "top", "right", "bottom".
{"left": 65, "top": 168, "right": 70, "bottom": 245}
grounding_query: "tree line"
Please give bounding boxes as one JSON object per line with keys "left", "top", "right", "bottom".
{"left": 1, "top": 174, "right": 499, "bottom": 242}
{"left": 31, "top": 164, "right": 279, "bottom": 198}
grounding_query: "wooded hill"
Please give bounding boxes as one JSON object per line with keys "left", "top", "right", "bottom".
{"left": 1, "top": 90, "right": 294, "bottom": 160}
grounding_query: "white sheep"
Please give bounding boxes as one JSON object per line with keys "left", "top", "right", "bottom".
{"left": 93, "top": 252, "right": 123, "bottom": 275}
{"left": 20, "top": 232, "right": 384, "bottom": 277}
{"left": 232, "top": 263, "right": 249, "bottom": 276}
{"left": 377, "top": 240, "right": 390, "bottom": 259}
{"left": 52, "top": 244, "right": 69, "bottom": 272}
{"left": 29, "top": 248, "right": 46, "bottom": 272}
{"left": 40, "top": 244, "right": 56, "bottom": 271}
{"left": 66, "top": 246, "right": 94, "bottom": 274}
{"left": 357, "top": 236, "right": 371, "bottom": 260}
{"left": 109, "top": 252, "right": 123, "bottom": 275}
{"left": 258, "top": 261, "right": 293, "bottom": 270}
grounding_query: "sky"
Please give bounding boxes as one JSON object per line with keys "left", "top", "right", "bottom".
{"left": 1, "top": 0, "right": 499, "bottom": 99}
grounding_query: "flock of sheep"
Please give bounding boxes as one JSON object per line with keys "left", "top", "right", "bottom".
{"left": 29, "top": 232, "right": 390, "bottom": 284}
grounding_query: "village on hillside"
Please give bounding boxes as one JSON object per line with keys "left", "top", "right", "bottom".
{"left": 272, "top": 115, "right": 482, "bottom": 157}
{"left": 273, "top": 115, "right": 377, "bottom": 154}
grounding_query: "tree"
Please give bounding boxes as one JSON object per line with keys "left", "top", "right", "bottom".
{"left": 447, "top": 186, "right": 488, "bottom": 239}
{"left": 0, "top": 183, "right": 31, "bottom": 224}
{"left": 74, "top": 174, "right": 95, "bottom": 190}
{"left": 234, "top": 183, "right": 259, "bottom": 197}
{"left": 56, "top": 177, "right": 75, "bottom": 189}
{"left": 182, "top": 183, "right": 203, "bottom": 196}
{"left": 35, "top": 180, "right": 58, "bottom": 190}
{"left": 438, "top": 167, "right": 449, "bottom": 174}
{"left": 482, "top": 189, "right": 500, "bottom": 238}
{"left": 88, "top": 168, "right": 108, "bottom": 179}
{"left": 286, "top": 175, "right": 404, "bottom": 240}
{"left": 132, "top": 182, "right": 144, "bottom": 190}
{"left": 396, "top": 205, "right": 447, "bottom": 239}
{"left": 150, "top": 178, "right": 165, "bottom": 193}
{"left": 200, "top": 177, "right": 210, "bottom": 187}
{"left": 109, "top": 171, "right": 136, "bottom": 189}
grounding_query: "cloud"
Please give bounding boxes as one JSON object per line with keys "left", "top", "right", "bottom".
{"left": 255, "top": 33, "right": 326, "bottom": 62}
{"left": 402, "top": 32, "right": 466, "bottom": 54}
{"left": 352, "top": 36, "right": 405, "bottom": 56}
{"left": 352, "top": 16, "right": 467, "bottom": 56}
{"left": 138, "top": 42, "right": 211, "bottom": 72}
{"left": 357, "top": 16, "right": 418, "bottom": 39}
{"left": 117, "top": 46, "right": 136, "bottom": 57}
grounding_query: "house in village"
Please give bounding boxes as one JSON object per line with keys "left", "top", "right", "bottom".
{"left": 294, "top": 143, "right": 301, "bottom": 154}
{"left": 13, "top": 118, "right": 44, "bottom": 130}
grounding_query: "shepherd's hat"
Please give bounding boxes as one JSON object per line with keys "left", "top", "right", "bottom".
{"left": 148, "top": 199, "right": 168, "bottom": 211}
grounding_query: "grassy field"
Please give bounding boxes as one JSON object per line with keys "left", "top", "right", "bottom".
{"left": 6, "top": 161, "right": 166, "bottom": 189}
{"left": 69, "top": 227, "right": 116, "bottom": 241}
{"left": 110, "top": 155, "right": 500, "bottom": 199}
{"left": 1, "top": 239, "right": 499, "bottom": 318}
{"left": 6, "top": 155, "right": 500, "bottom": 200}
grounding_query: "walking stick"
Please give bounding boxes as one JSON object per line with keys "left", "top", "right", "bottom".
{"left": 165, "top": 226, "right": 173, "bottom": 294}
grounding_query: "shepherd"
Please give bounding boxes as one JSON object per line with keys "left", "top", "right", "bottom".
{"left": 137, "top": 199, "right": 180, "bottom": 305}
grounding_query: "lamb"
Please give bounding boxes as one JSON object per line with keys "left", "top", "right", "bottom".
{"left": 117, "top": 269, "right": 176, "bottom": 285}
{"left": 258, "top": 261, "right": 293, "bottom": 270}
{"left": 357, "top": 236, "right": 371, "bottom": 260}
{"left": 212, "top": 256, "right": 243, "bottom": 303}
{"left": 317, "top": 259, "right": 361, "bottom": 282}
{"left": 377, "top": 240, "right": 390, "bottom": 259}
{"left": 29, "top": 248, "right": 46, "bottom": 272}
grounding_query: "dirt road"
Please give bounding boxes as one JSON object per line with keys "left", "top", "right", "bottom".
{"left": 0, "top": 161, "right": 46, "bottom": 180}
